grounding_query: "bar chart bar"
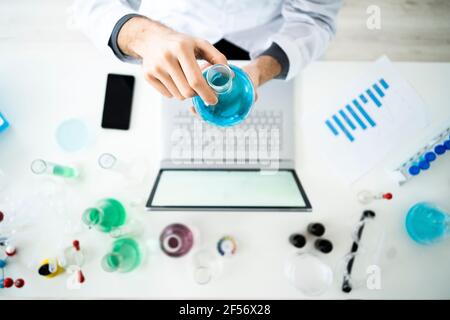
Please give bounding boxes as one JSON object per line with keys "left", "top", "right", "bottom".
{"left": 332, "top": 115, "right": 354, "bottom": 142}
{"left": 360, "top": 94, "right": 368, "bottom": 104}
{"left": 373, "top": 83, "right": 385, "bottom": 97}
{"left": 353, "top": 100, "right": 376, "bottom": 127}
{"left": 346, "top": 104, "right": 367, "bottom": 129}
{"left": 380, "top": 78, "right": 389, "bottom": 89}
{"left": 325, "top": 120, "right": 339, "bottom": 136}
{"left": 367, "top": 88, "right": 382, "bottom": 107}
{"left": 339, "top": 109, "right": 356, "bottom": 130}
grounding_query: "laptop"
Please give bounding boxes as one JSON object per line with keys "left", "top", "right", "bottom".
{"left": 146, "top": 61, "right": 311, "bottom": 211}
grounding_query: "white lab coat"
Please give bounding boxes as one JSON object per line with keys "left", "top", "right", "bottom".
{"left": 69, "top": 0, "right": 342, "bottom": 80}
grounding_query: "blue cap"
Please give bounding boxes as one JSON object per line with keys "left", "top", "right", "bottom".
{"left": 408, "top": 165, "right": 420, "bottom": 176}
{"left": 418, "top": 160, "right": 430, "bottom": 170}
{"left": 0, "top": 259, "right": 7, "bottom": 268}
{"left": 444, "top": 140, "right": 450, "bottom": 150}
{"left": 424, "top": 152, "right": 437, "bottom": 162}
{"left": 434, "top": 145, "right": 446, "bottom": 155}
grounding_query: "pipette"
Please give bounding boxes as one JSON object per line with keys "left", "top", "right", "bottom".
{"left": 357, "top": 191, "right": 393, "bottom": 205}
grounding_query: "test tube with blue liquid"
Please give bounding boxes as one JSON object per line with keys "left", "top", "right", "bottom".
{"left": 31, "top": 159, "right": 79, "bottom": 179}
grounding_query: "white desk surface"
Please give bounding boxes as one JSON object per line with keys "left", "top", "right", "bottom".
{"left": 0, "top": 43, "right": 449, "bottom": 299}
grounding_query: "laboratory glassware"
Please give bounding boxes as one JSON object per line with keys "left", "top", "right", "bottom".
{"left": 102, "top": 237, "right": 142, "bottom": 273}
{"left": 31, "top": 159, "right": 79, "bottom": 179}
{"left": 192, "top": 64, "right": 255, "bottom": 127}
{"left": 405, "top": 202, "right": 449, "bottom": 245}
{"left": 160, "top": 223, "right": 194, "bottom": 257}
{"left": 82, "top": 198, "right": 127, "bottom": 233}
{"left": 357, "top": 191, "right": 393, "bottom": 205}
{"left": 284, "top": 252, "right": 333, "bottom": 296}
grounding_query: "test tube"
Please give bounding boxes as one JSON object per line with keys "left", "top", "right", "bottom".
{"left": 31, "top": 159, "right": 79, "bottom": 178}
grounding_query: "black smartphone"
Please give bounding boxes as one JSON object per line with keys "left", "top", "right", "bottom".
{"left": 101, "top": 73, "right": 135, "bottom": 130}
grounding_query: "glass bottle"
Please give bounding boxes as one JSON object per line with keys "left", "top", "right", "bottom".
{"left": 160, "top": 223, "right": 194, "bottom": 257}
{"left": 82, "top": 198, "right": 126, "bottom": 233}
{"left": 101, "top": 237, "right": 141, "bottom": 273}
{"left": 192, "top": 64, "right": 255, "bottom": 127}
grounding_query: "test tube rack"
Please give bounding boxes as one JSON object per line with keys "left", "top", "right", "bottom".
{"left": 391, "top": 126, "right": 450, "bottom": 185}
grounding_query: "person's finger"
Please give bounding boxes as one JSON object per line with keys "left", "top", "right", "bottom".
{"left": 189, "top": 106, "right": 198, "bottom": 116}
{"left": 199, "top": 61, "right": 212, "bottom": 71}
{"left": 195, "top": 39, "right": 228, "bottom": 66}
{"left": 166, "top": 60, "right": 196, "bottom": 98}
{"left": 155, "top": 70, "right": 184, "bottom": 100}
{"left": 178, "top": 50, "right": 218, "bottom": 105}
{"left": 144, "top": 73, "right": 172, "bottom": 98}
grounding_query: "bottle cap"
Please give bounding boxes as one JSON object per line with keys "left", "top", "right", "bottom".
{"left": 0, "top": 210, "right": 4, "bottom": 222}
{"left": 424, "top": 152, "right": 437, "bottom": 162}
{"left": 444, "top": 140, "right": 450, "bottom": 150}
{"left": 408, "top": 165, "right": 420, "bottom": 176}
{"left": 382, "top": 193, "right": 393, "bottom": 200}
{"left": 314, "top": 239, "right": 333, "bottom": 254}
{"left": 289, "top": 234, "right": 306, "bottom": 248}
{"left": 434, "top": 145, "right": 446, "bottom": 155}
{"left": 418, "top": 160, "right": 430, "bottom": 170}
{"left": 307, "top": 223, "right": 325, "bottom": 237}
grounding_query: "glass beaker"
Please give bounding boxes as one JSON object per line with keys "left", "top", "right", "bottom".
{"left": 405, "top": 202, "right": 449, "bottom": 245}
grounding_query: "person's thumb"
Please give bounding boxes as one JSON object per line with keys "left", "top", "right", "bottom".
{"left": 195, "top": 39, "right": 228, "bottom": 66}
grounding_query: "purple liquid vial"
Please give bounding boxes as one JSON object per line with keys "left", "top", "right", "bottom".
{"left": 160, "top": 223, "right": 194, "bottom": 257}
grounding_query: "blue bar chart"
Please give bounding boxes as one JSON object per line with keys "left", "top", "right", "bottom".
{"left": 324, "top": 78, "right": 389, "bottom": 142}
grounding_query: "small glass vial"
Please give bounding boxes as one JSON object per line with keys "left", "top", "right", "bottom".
{"left": 31, "top": 159, "right": 79, "bottom": 179}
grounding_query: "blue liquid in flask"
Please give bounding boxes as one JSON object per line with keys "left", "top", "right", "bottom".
{"left": 405, "top": 202, "right": 449, "bottom": 245}
{"left": 193, "top": 64, "right": 255, "bottom": 127}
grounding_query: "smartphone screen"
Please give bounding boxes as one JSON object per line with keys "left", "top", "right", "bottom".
{"left": 101, "top": 73, "right": 135, "bottom": 130}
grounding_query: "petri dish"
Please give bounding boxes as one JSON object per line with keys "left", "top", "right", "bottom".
{"left": 56, "top": 118, "right": 89, "bottom": 152}
{"left": 284, "top": 252, "right": 333, "bottom": 296}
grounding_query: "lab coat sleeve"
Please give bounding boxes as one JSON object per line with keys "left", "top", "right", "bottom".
{"left": 254, "top": 0, "right": 342, "bottom": 81}
{"left": 69, "top": 0, "right": 138, "bottom": 55}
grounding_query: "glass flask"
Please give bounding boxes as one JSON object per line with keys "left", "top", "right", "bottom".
{"left": 192, "top": 64, "right": 255, "bottom": 127}
{"left": 160, "top": 223, "right": 194, "bottom": 257}
{"left": 405, "top": 202, "right": 449, "bottom": 245}
{"left": 101, "top": 237, "right": 142, "bottom": 273}
{"left": 82, "top": 198, "right": 127, "bottom": 233}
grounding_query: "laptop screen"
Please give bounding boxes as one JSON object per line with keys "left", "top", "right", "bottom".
{"left": 146, "top": 169, "right": 311, "bottom": 211}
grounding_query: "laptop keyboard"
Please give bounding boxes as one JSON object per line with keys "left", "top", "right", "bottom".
{"left": 171, "top": 110, "right": 283, "bottom": 162}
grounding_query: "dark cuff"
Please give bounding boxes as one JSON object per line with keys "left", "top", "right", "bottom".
{"left": 108, "top": 13, "right": 142, "bottom": 64}
{"left": 258, "top": 42, "right": 289, "bottom": 80}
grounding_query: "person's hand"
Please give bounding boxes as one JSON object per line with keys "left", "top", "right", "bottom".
{"left": 118, "top": 16, "right": 228, "bottom": 105}
{"left": 189, "top": 55, "right": 282, "bottom": 115}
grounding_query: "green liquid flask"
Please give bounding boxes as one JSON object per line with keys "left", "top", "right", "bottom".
{"left": 82, "top": 198, "right": 126, "bottom": 233}
{"left": 101, "top": 237, "right": 142, "bottom": 273}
